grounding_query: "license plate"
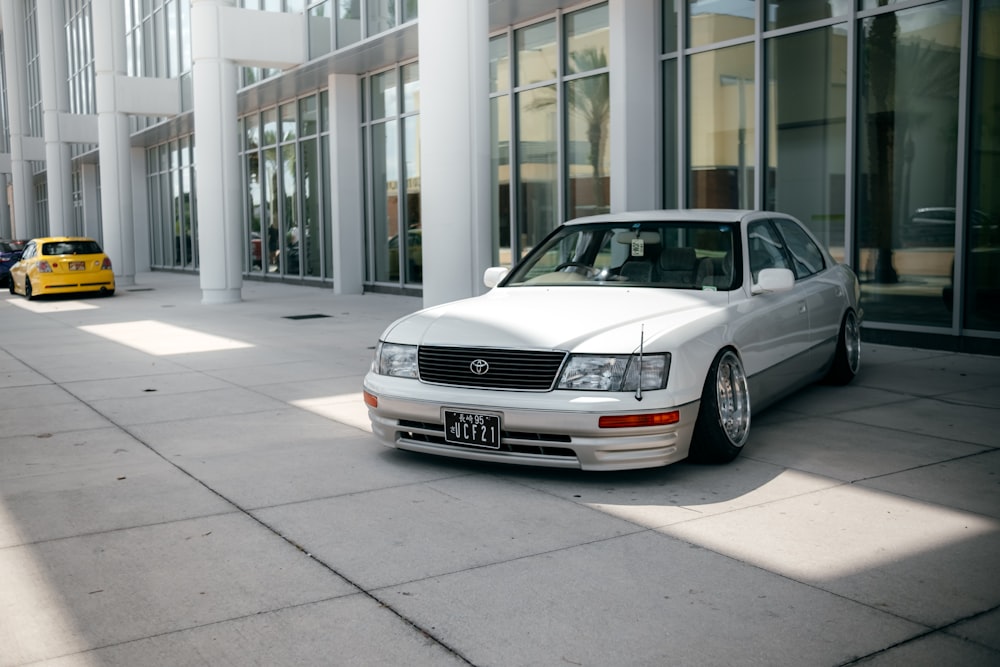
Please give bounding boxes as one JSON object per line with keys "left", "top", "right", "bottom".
{"left": 444, "top": 410, "right": 501, "bottom": 449}
{"left": 69, "top": 261, "right": 85, "bottom": 271}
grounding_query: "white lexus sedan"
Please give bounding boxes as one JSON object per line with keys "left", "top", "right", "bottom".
{"left": 363, "top": 210, "right": 861, "bottom": 471}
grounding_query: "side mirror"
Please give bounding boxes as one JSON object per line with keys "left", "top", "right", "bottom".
{"left": 752, "top": 267, "right": 795, "bottom": 294}
{"left": 483, "top": 266, "right": 509, "bottom": 289}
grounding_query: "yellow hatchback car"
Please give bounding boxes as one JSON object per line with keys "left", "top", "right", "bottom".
{"left": 8, "top": 237, "right": 115, "bottom": 299}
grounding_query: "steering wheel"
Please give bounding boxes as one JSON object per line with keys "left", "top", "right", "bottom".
{"left": 554, "top": 261, "right": 598, "bottom": 277}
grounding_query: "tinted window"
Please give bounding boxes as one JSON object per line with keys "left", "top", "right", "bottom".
{"left": 43, "top": 241, "right": 103, "bottom": 255}
{"left": 773, "top": 218, "right": 826, "bottom": 278}
{"left": 747, "top": 221, "right": 791, "bottom": 282}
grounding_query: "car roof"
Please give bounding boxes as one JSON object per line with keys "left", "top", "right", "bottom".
{"left": 561, "top": 209, "right": 765, "bottom": 226}
{"left": 30, "top": 236, "right": 101, "bottom": 245}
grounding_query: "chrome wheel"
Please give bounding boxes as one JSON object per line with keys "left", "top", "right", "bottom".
{"left": 844, "top": 310, "right": 861, "bottom": 375}
{"left": 715, "top": 350, "right": 750, "bottom": 446}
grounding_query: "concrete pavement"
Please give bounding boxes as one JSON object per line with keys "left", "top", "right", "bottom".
{"left": 1, "top": 271, "right": 998, "bottom": 666}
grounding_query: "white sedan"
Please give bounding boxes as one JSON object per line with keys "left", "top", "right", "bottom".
{"left": 363, "top": 210, "right": 861, "bottom": 471}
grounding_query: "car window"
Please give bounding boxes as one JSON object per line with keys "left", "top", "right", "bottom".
{"left": 772, "top": 218, "right": 826, "bottom": 278}
{"left": 42, "top": 240, "right": 103, "bottom": 255}
{"left": 747, "top": 221, "right": 792, "bottom": 283}
{"left": 504, "top": 221, "right": 739, "bottom": 290}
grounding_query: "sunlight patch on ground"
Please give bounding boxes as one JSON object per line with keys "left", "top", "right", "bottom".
{"left": 5, "top": 297, "right": 98, "bottom": 313}
{"left": 79, "top": 320, "right": 253, "bottom": 355}
{"left": 647, "top": 479, "right": 1000, "bottom": 582}
{"left": 291, "top": 392, "right": 372, "bottom": 432}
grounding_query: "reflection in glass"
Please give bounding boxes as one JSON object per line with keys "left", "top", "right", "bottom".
{"left": 767, "top": 0, "right": 847, "bottom": 30}
{"left": 688, "top": 0, "right": 754, "bottom": 49}
{"left": 567, "top": 73, "right": 610, "bottom": 219}
{"left": 491, "top": 95, "right": 511, "bottom": 265}
{"left": 688, "top": 43, "right": 756, "bottom": 208}
{"left": 516, "top": 20, "right": 557, "bottom": 86}
{"left": 565, "top": 3, "right": 609, "bottom": 75}
{"left": 517, "top": 86, "right": 558, "bottom": 255}
{"left": 857, "top": 2, "right": 961, "bottom": 327}
{"left": 282, "top": 143, "right": 298, "bottom": 275}
{"left": 767, "top": 26, "right": 847, "bottom": 260}
{"left": 402, "top": 63, "right": 419, "bottom": 113}
{"left": 301, "top": 138, "right": 321, "bottom": 277}
{"left": 403, "top": 115, "right": 422, "bottom": 283}
{"left": 663, "top": 59, "right": 678, "bottom": 208}
{"left": 367, "top": 0, "right": 395, "bottom": 36}
{"left": 964, "top": 0, "right": 1000, "bottom": 331}
{"left": 337, "top": 0, "right": 361, "bottom": 47}
{"left": 372, "top": 120, "right": 398, "bottom": 282}
{"left": 490, "top": 35, "right": 510, "bottom": 93}
{"left": 264, "top": 147, "right": 279, "bottom": 272}
{"left": 663, "top": 0, "right": 678, "bottom": 53}
{"left": 308, "top": 1, "right": 332, "bottom": 59}
{"left": 299, "top": 96, "right": 318, "bottom": 137}
{"left": 371, "top": 70, "right": 395, "bottom": 120}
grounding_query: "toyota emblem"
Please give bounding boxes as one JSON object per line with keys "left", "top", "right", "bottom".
{"left": 470, "top": 359, "right": 489, "bottom": 375}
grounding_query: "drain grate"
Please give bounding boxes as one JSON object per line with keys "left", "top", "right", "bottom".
{"left": 127, "top": 288, "right": 155, "bottom": 292}
{"left": 283, "top": 313, "right": 331, "bottom": 320}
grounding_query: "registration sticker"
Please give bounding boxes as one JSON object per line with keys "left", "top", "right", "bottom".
{"left": 444, "top": 410, "right": 501, "bottom": 449}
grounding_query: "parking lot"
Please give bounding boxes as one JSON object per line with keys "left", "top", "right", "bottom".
{"left": 2, "top": 272, "right": 999, "bottom": 666}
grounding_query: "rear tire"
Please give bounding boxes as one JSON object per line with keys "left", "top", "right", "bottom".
{"left": 690, "top": 349, "right": 751, "bottom": 464}
{"left": 7, "top": 278, "right": 14, "bottom": 295}
{"left": 824, "top": 310, "right": 860, "bottom": 386}
{"left": 24, "top": 279, "right": 34, "bottom": 300}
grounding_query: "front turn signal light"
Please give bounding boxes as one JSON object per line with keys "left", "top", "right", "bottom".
{"left": 598, "top": 411, "right": 679, "bottom": 429}
{"left": 363, "top": 390, "right": 378, "bottom": 408}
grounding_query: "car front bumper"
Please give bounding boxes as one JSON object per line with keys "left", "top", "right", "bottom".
{"left": 363, "top": 374, "right": 700, "bottom": 471}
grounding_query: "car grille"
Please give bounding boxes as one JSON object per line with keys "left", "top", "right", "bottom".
{"left": 418, "top": 346, "right": 567, "bottom": 391}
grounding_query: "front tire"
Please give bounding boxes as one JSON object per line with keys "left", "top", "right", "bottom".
{"left": 7, "top": 277, "right": 14, "bottom": 295}
{"left": 690, "top": 349, "right": 751, "bottom": 464}
{"left": 824, "top": 310, "right": 860, "bottom": 386}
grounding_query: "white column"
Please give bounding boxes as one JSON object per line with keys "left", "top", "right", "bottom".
{"left": 36, "top": 0, "right": 73, "bottom": 236}
{"left": 131, "top": 146, "right": 151, "bottom": 272}
{"left": 92, "top": 0, "right": 136, "bottom": 286}
{"left": 609, "top": 0, "right": 659, "bottom": 212}
{"left": 1, "top": 0, "right": 37, "bottom": 238}
{"left": 191, "top": 0, "right": 242, "bottom": 304}
{"left": 329, "top": 73, "right": 364, "bottom": 295}
{"left": 417, "top": 0, "right": 491, "bottom": 307}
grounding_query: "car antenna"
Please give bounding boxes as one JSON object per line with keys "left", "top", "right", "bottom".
{"left": 635, "top": 324, "right": 644, "bottom": 402}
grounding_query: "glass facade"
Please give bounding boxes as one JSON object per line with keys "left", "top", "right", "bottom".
{"left": 661, "top": 0, "right": 998, "bottom": 346}
{"left": 491, "top": 3, "right": 611, "bottom": 264}
{"left": 239, "top": 91, "right": 332, "bottom": 280}
{"left": 0, "top": 0, "right": 994, "bottom": 353}
{"left": 363, "top": 63, "right": 421, "bottom": 287}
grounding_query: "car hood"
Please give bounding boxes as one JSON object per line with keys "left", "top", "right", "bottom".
{"left": 382, "top": 286, "right": 730, "bottom": 353}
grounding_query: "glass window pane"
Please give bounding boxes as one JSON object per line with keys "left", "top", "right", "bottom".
{"left": 663, "top": 59, "right": 678, "bottom": 208}
{"left": 688, "top": 43, "right": 756, "bottom": 208}
{"left": 336, "top": 0, "right": 361, "bottom": 47}
{"left": 663, "top": 0, "right": 678, "bottom": 53}
{"left": 768, "top": 0, "right": 847, "bottom": 30}
{"left": 299, "top": 95, "right": 318, "bottom": 136}
{"left": 367, "top": 0, "right": 395, "bottom": 36}
{"left": 282, "top": 143, "right": 298, "bottom": 275}
{"left": 370, "top": 70, "right": 396, "bottom": 120}
{"left": 766, "top": 26, "right": 847, "bottom": 261}
{"left": 566, "top": 73, "right": 610, "bottom": 218}
{"left": 856, "top": 1, "right": 962, "bottom": 327}
{"left": 491, "top": 95, "right": 512, "bottom": 265}
{"left": 301, "top": 138, "right": 321, "bottom": 277}
{"left": 372, "top": 120, "right": 398, "bottom": 282}
{"left": 402, "top": 62, "right": 419, "bottom": 113}
{"left": 490, "top": 35, "right": 510, "bottom": 93}
{"left": 517, "top": 85, "right": 558, "bottom": 255}
{"left": 964, "top": 0, "right": 1000, "bottom": 331}
{"left": 308, "top": 1, "right": 333, "bottom": 59}
{"left": 262, "top": 108, "right": 278, "bottom": 145}
{"left": 688, "top": 0, "right": 755, "bottom": 49}
{"left": 565, "top": 3, "right": 609, "bottom": 75}
{"left": 403, "top": 115, "right": 422, "bottom": 283}
{"left": 280, "top": 102, "right": 296, "bottom": 142}
{"left": 264, "top": 147, "right": 279, "bottom": 271}
{"left": 516, "top": 20, "right": 557, "bottom": 86}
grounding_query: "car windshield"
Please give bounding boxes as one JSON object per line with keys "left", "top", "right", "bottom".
{"left": 43, "top": 240, "right": 103, "bottom": 255}
{"left": 504, "top": 221, "right": 740, "bottom": 290}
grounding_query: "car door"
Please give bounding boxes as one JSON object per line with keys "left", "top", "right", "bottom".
{"left": 737, "top": 219, "right": 812, "bottom": 407}
{"left": 771, "top": 216, "right": 844, "bottom": 373}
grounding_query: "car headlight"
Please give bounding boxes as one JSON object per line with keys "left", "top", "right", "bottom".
{"left": 375, "top": 342, "right": 419, "bottom": 378}
{"left": 558, "top": 354, "right": 669, "bottom": 391}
